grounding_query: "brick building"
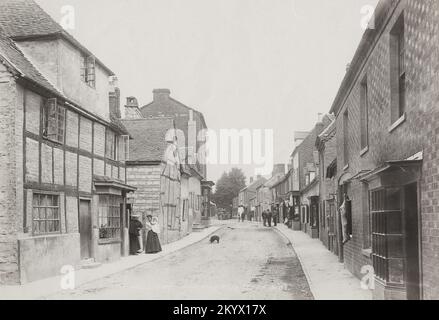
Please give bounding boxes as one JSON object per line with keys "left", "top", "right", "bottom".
{"left": 138, "top": 89, "right": 214, "bottom": 229}
{"left": 315, "top": 119, "right": 338, "bottom": 254}
{"left": 287, "top": 116, "right": 333, "bottom": 236}
{"left": 328, "top": 0, "right": 439, "bottom": 300}
{"left": 238, "top": 176, "right": 267, "bottom": 217}
{"left": 0, "top": 0, "right": 135, "bottom": 284}
{"left": 121, "top": 116, "right": 196, "bottom": 245}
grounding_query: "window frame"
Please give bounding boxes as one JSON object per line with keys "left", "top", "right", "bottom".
{"left": 370, "top": 187, "right": 405, "bottom": 285}
{"left": 360, "top": 75, "right": 369, "bottom": 153}
{"left": 98, "top": 195, "right": 122, "bottom": 241}
{"left": 81, "top": 55, "right": 96, "bottom": 89}
{"left": 42, "top": 98, "right": 66, "bottom": 144}
{"left": 32, "top": 192, "right": 61, "bottom": 236}
{"left": 390, "top": 13, "right": 406, "bottom": 127}
{"left": 343, "top": 109, "right": 349, "bottom": 167}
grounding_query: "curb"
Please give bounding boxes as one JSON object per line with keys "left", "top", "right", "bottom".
{"left": 273, "top": 225, "right": 318, "bottom": 300}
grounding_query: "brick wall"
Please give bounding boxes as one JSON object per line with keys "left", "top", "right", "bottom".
{"left": 0, "top": 65, "right": 21, "bottom": 284}
{"left": 331, "top": 0, "right": 439, "bottom": 298}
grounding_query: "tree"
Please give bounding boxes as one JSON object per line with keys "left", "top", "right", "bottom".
{"left": 212, "top": 168, "right": 246, "bottom": 210}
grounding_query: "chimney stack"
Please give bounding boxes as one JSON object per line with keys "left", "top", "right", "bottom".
{"left": 109, "top": 76, "right": 121, "bottom": 118}
{"left": 153, "top": 89, "right": 171, "bottom": 102}
{"left": 124, "top": 97, "right": 142, "bottom": 119}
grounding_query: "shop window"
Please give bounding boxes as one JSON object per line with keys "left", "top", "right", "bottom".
{"left": 98, "top": 195, "right": 121, "bottom": 240}
{"left": 32, "top": 193, "right": 61, "bottom": 235}
{"left": 81, "top": 55, "right": 96, "bottom": 88}
{"left": 370, "top": 188, "right": 404, "bottom": 285}
{"left": 42, "top": 98, "right": 65, "bottom": 144}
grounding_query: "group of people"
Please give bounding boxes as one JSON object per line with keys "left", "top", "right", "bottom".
{"left": 262, "top": 208, "right": 278, "bottom": 227}
{"left": 129, "top": 214, "right": 162, "bottom": 255}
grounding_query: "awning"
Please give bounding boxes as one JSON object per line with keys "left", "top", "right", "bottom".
{"left": 359, "top": 159, "right": 422, "bottom": 182}
{"left": 94, "top": 175, "right": 137, "bottom": 193}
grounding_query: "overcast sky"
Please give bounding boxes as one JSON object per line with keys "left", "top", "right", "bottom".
{"left": 36, "top": 0, "right": 379, "bottom": 184}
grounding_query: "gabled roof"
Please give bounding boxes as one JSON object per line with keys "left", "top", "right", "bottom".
{"left": 240, "top": 177, "right": 268, "bottom": 193}
{"left": 0, "top": 28, "right": 62, "bottom": 96}
{"left": 140, "top": 94, "right": 207, "bottom": 129}
{"left": 262, "top": 173, "right": 285, "bottom": 189}
{"left": 122, "top": 118, "right": 175, "bottom": 162}
{"left": 0, "top": 0, "right": 114, "bottom": 75}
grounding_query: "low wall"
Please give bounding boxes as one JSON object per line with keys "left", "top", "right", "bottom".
{"left": 18, "top": 233, "right": 80, "bottom": 284}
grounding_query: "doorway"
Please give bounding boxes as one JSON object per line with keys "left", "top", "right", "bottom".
{"left": 404, "top": 183, "right": 421, "bottom": 300}
{"left": 327, "top": 200, "right": 338, "bottom": 255}
{"left": 79, "top": 200, "right": 92, "bottom": 260}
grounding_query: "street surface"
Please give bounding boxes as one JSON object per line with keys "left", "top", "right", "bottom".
{"left": 45, "top": 222, "right": 313, "bottom": 300}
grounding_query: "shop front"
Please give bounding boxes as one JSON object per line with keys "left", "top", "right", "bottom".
{"left": 360, "top": 160, "right": 422, "bottom": 300}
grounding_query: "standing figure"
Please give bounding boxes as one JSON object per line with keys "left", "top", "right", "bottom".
{"left": 273, "top": 207, "right": 279, "bottom": 227}
{"left": 144, "top": 215, "right": 162, "bottom": 254}
{"left": 238, "top": 206, "right": 244, "bottom": 222}
{"left": 267, "top": 209, "right": 272, "bottom": 227}
{"left": 129, "top": 214, "right": 143, "bottom": 255}
{"left": 262, "top": 210, "right": 267, "bottom": 226}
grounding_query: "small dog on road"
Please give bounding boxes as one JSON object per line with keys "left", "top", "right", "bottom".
{"left": 210, "top": 235, "right": 220, "bottom": 244}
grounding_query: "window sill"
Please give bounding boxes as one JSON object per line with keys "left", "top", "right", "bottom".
{"left": 343, "top": 164, "right": 349, "bottom": 171}
{"left": 388, "top": 113, "right": 406, "bottom": 133}
{"left": 362, "top": 248, "right": 372, "bottom": 258}
{"left": 42, "top": 136, "right": 64, "bottom": 146}
{"left": 360, "top": 146, "right": 369, "bottom": 157}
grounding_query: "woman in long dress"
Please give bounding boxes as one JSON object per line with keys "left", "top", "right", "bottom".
{"left": 144, "top": 216, "right": 162, "bottom": 254}
{"left": 129, "top": 214, "right": 143, "bottom": 255}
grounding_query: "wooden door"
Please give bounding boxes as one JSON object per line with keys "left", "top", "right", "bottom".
{"left": 79, "top": 200, "right": 92, "bottom": 260}
{"left": 404, "top": 183, "right": 420, "bottom": 300}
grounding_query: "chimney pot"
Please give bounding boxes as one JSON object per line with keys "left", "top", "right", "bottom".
{"left": 126, "top": 97, "right": 138, "bottom": 108}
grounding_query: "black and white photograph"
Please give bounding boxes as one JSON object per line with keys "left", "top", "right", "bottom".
{"left": 0, "top": 0, "right": 438, "bottom": 306}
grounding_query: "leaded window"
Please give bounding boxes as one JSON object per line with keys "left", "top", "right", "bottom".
{"left": 32, "top": 193, "right": 61, "bottom": 235}
{"left": 81, "top": 55, "right": 96, "bottom": 88}
{"left": 42, "top": 98, "right": 65, "bottom": 144}
{"left": 371, "top": 188, "right": 404, "bottom": 285}
{"left": 98, "top": 195, "right": 121, "bottom": 240}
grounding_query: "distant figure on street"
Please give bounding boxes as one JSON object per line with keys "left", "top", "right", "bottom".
{"left": 144, "top": 215, "right": 162, "bottom": 254}
{"left": 129, "top": 214, "right": 143, "bottom": 255}
{"left": 273, "top": 207, "right": 279, "bottom": 227}
{"left": 262, "top": 210, "right": 267, "bottom": 226}
{"left": 238, "top": 206, "right": 244, "bottom": 222}
{"left": 267, "top": 209, "right": 272, "bottom": 227}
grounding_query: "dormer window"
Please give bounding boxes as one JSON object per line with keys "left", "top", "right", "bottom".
{"left": 42, "top": 98, "right": 65, "bottom": 144}
{"left": 81, "top": 55, "right": 96, "bottom": 88}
